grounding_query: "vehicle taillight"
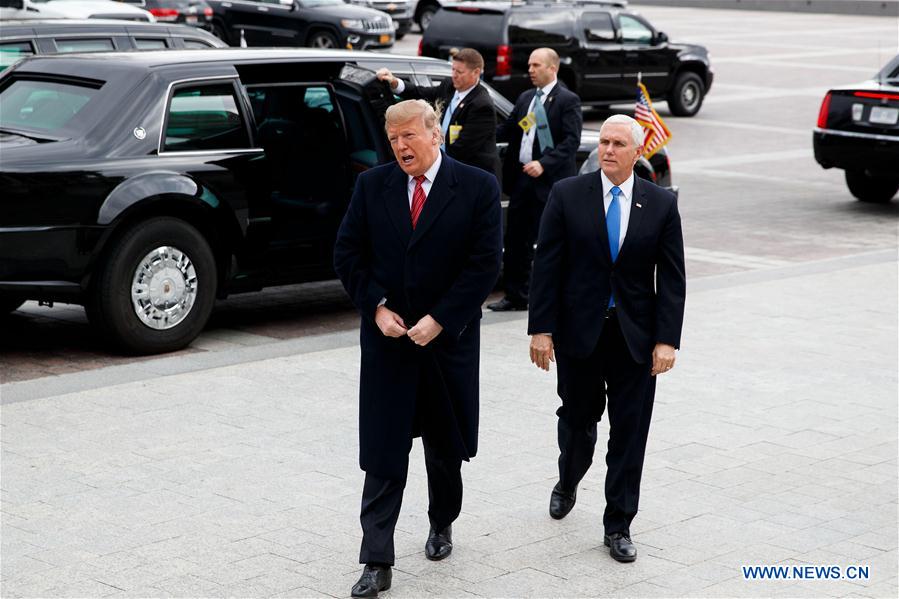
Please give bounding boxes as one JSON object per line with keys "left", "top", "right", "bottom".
{"left": 496, "top": 44, "right": 511, "bottom": 77}
{"left": 816, "top": 91, "right": 832, "bottom": 128}
{"left": 150, "top": 8, "right": 179, "bottom": 21}
{"left": 418, "top": 38, "right": 423, "bottom": 56}
{"left": 203, "top": 7, "right": 213, "bottom": 18}
{"left": 853, "top": 90, "right": 899, "bottom": 101}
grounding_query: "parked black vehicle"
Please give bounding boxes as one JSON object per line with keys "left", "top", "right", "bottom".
{"left": 0, "top": 49, "right": 672, "bottom": 354}
{"left": 814, "top": 54, "right": 899, "bottom": 203}
{"left": 345, "top": 0, "right": 413, "bottom": 39}
{"left": 0, "top": 19, "right": 225, "bottom": 72}
{"left": 121, "top": 0, "right": 216, "bottom": 30}
{"left": 421, "top": 0, "right": 713, "bottom": 116}
{"left": 206, "top": 0, "right": 394, "bottom": 50}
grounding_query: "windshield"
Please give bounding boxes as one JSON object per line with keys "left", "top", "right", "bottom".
{"left": 0, "top": 78, "right": 100, "bottom": 137}
{"left": 875, "top": 54, "right": 899, "bottom": 84}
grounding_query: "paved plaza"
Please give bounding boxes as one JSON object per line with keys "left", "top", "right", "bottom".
{"left": 2, "top": 250, "right": 896, "bottom": 598}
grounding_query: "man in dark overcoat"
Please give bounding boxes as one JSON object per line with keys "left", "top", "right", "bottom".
{"left": 333, "top": 99, "right": 502, "bottom": 598}
{"left": 376, "top": 48, "right": 500, "bottom": 177}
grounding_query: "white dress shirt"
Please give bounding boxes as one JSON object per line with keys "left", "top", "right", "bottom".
{"left": 406, "top": 151, "right": 442, "bottom": 208}
{"left": 519, "top": 78, "right": 558, "bottom": 165}
{"left": 600, "top": 170, "right": 634, "bottom": 252}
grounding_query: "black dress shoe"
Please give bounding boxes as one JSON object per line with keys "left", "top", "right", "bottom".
{"left": 425, "top": 525, "right": 453, "bottom": 561}
{"left": 486, "top": 297, "right": 527, "bottom": 312}
{"left": 604, "top": 532, "right": 637, "bottom": 563}
{"left": 351, "top": 564, "right": 392, "bottom": 598}
{"left": 549, "top": 482, "right": 576, "bottom": 520}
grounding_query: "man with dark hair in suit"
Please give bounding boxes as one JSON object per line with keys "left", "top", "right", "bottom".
{"left": 334, "top": 99, "right": 502, "bottom": 598}
{"left": 377, "top": 48, "right": 499, "bottom": 177}
{"left": 528, "top": 114, "right": 685, "bottom": 563}
{"left": 487, "top": 47, "right": 583, "bottom": 312}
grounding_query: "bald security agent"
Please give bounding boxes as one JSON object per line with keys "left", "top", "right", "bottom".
{"left": 334, "top": 99, "right": 502, "bottom": 598}
{"left": 377, "top": 48, "right": 500, "bottom": 178}
{"left": 528, "top": 114, "right": 685, "bottom": 563}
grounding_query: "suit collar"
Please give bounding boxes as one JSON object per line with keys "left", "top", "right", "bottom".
{"left": 589, "top": 171, "right": 648, "bottom": 264}
{"left": 409, "top": 152, "right": 457, "bottom": 249}
{"left": 617, "top": 176, "right": 648, "bottom": 262}
{"left": 385, "top": 163, "right": 413, "bottom": 246}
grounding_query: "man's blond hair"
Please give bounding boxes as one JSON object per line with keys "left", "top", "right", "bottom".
{"left": 385, "top": 99, "right": 443, "bottom": 142}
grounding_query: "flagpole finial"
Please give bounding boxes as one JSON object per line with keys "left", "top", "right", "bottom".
{"left": 637, "top": 71, "right": 643, "bottom": 85}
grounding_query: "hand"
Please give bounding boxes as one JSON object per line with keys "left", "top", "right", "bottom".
{"left": 522, "top": 160, "right": 544, "bottom": 178}
{"left": 529, "top": 334, "right": 555, "bottom": 371}
{"left": 376, "top": 68, "right": 398, "bottom": 89}
{"left": 407, "top": 315, "right": 443, "bottom": 347}
{"left": 375, "top": 305, "right": 407, "bottom": 337}
{"left": 651, "top": 343, "right": 676, "bottom": 376}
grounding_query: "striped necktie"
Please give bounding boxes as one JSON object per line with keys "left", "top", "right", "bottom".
{"left": 411, "top": 175, "right": 427, "bottom": 228}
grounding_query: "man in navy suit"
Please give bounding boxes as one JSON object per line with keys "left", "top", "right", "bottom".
{"left": 334, "top": 99, "right": 502, "bottom": 598}
{"left": 527, "top": 114, "right": 685, "bottom": 563}
{"left": 488, "top": 47, "right": 583, "bottom": 312}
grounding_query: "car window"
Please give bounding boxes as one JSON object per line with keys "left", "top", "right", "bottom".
{"left": 54, "top": 38, "right": 116, "bottom": 53}
{"left": 184, "top": 38, "right": 216, "bottom": 49}
{"left": 0, "top": 41, "right": 34, "bottom": 72}
{"left": 164, "top": 83, "right": 250, "bottom": 152}
{"left": 619, "top": 15, "right": 653, "bottom": 44}
{"left": 134, "top": 38, "right": 168, "bottom": 50}
{"left": 582, "top": 12, "right": 615, "bottom": 43}
{"left": 426, "top": 9, "right": 505, "bottom": 44}
{"left": 508, "top": 11, "right": 576, "bottom": 45}
{"left": 0, "top": 78, "right": 99, "bottom": 134}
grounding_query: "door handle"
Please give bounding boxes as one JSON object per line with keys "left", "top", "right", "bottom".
{"left": 258, "top": 6, "right": 269, "bottom": 11}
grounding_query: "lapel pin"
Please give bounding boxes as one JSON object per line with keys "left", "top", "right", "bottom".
{"left": 636, "top": 203, "right": 643, "bottom": 208}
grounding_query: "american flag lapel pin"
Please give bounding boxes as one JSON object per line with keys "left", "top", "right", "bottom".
{"left": 636, "top": 203, "right": 643, "bottom": 208}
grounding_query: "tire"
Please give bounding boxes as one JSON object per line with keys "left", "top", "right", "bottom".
{"left": 845, "top": 170, "right": 899, "bottom": 203}
{"left": 668, "top": 72, "right": 705, "bottom": 117}
{"left": 0, "top": 294, "right": 25, "bottom": 315}
{"left": 307, "top": 30, "right": 340, "bottom": 49}
{"left": 87, "top": 217, "right": 217, "bottom": 355}
{"left": 418, "top": 6, "right": 438, "bottom": 32}
{"left": 395, "top": 25, "right": 409, "bottom": 40}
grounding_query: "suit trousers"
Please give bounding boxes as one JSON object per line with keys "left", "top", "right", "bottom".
{"left": 555, "top": 313, "right": 657, "bottom": 535}
{"left": 503, "top": 171, "right": 545, "bottom": 304}
{"left": 359, "top": 379, "right": 463, "bottom": 565}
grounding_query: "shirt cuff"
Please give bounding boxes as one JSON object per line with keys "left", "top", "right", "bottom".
{"left": 394, "top": 78, "right": 406, "bottom": 94}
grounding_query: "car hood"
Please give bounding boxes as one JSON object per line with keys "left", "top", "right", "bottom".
{"left": 31, "top": 1, "right": 155, "bottom": 20}
{"left": 830, "top": 78, "right": 899, "bottom": 93}
{"left": 671, "top": 42, "right": 709, "bottom": 59}
{"left": 580, "top": 128, "right": 599, "bottom": 154}
{"left": 310, "top": 4, "right": 391, "bottom": 20}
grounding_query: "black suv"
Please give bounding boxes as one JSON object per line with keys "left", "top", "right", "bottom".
{"left": 0, "top": 19, "right": 225, "bottom": 72}
{"left": 207, "top": 0, "right": 395, "bottom": 50}
{"left": 422, "top": 0, "right": 713, "bottom": 116}
{"left": 0, "top": 49, "right": 673, "bottom": 354}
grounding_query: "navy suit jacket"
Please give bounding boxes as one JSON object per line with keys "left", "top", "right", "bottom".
{"left": 527, "top": 171, "right": 686, "bottom": 363}
{"left": 496, "top": 81, "right": 583, "bottom": 202}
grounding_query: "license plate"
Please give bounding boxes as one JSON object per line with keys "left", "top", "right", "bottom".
{"left": 379, "top": 34, "right": 390, "bottom": 44}
{"left": 869, "top": 106, "right": 898, "bottom": 125}
{"left": 186, "top": 15, "right": 198, "bottom": 23}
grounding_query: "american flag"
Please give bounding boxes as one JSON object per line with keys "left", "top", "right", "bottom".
{"left": 634, "top": 82, "right": 671, "bottom": 158}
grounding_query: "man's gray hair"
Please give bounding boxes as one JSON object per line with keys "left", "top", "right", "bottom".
{"left": 385, "top": 99, "right": 443, "bottom": 141}
{"left": 601, "top": 114, "right": 645, "bottom": 148}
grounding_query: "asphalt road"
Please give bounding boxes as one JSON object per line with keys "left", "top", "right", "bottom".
{"left": 1, "top": 5, "right": 896, "bottom": 384}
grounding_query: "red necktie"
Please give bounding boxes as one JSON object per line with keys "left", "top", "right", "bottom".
{"left": 410, "top": 175, "right": 427, "bottom": 228}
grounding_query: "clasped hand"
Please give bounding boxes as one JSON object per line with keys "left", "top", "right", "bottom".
{"left": 375, "top": 305, "right": 442, "bottom": 346}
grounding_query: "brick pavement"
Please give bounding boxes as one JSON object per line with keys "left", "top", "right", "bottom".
{"left": 2, "top": 253, "right": 896, "bottom": 598}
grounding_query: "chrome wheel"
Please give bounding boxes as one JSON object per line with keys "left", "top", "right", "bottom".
{"left": 131, "top": 245, "right": 198, "bottom": 330}
{"left": 681, "top": 81, "right": 699, "bottom": 111}
{"left": 310, "top": 33, "right": 337, "bottom": 48}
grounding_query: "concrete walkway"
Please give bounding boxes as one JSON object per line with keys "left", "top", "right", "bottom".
{"left": 2, "top": 251, "right": 897, "bottom": 598}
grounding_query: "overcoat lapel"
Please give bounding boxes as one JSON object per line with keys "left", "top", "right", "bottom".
{"left": 408, "top": 155, "right": 456, "bottom": 249}
{"left": 383, "top": 164, "right": 413, "bottom": 247}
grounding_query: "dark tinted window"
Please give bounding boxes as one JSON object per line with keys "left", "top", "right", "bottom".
{"left": 55, "top": 38, "right": 116, "bottom": 53}
{"left": 0, "top": 79, "right": 98, "bottom": 133}
{"left": 582, "top": 12, "right": 615, "bottom": 43}
{"left": 619, "top": 15, "right": 653, "bottom": 44}
{"left": 509, "top": 11, "right": 576, "bottom": 45}
{"left": 164, "top": 83, "right": 249, "bottom": 151}
{"left": 184, "top": 38, "right": 216, "bottom": 49}
{"left": 134, "top": 38, "right": 168, "bottom": 49}
{"left": 0, "top": 41, "right": 34, "bottom": 72}
{"left": 427, "top": 9, "right": 505, "bottom": 44}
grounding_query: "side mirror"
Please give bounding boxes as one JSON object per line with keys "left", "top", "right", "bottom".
{"left": 0, "top": 0, "right": 25, "bottom": 9}
{"left": 654, "top": 31, "right": 668, "bottom": 45}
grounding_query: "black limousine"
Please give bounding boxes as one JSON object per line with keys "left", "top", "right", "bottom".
{"left": 0, "top": 49, "right": 674, "bottom": 354}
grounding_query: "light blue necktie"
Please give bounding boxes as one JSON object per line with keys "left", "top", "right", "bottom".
{"left": 440, "top": 93, "right": 460, "bottom": 150}
{"left": 607, "top": 186, "right": 621, "bottom": 308}
{"left": 533, "top": 89, "right": 554, "bottom": 152}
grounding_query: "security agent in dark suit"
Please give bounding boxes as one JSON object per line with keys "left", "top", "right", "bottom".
{"left": 488, "top": 47, "right": 583, "bottom": 312}
{"left": 334, "top": 100, "right": 502, "bottom": 598}
{"left": 527, "top": 114, "right": 685, "bottom": 563}
{"left": 377, "top": 48, "right": 500, "bottom": 177}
